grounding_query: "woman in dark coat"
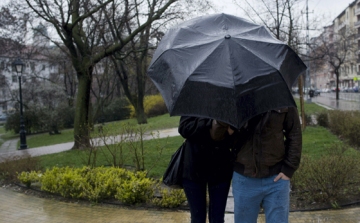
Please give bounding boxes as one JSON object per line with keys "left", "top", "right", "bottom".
{"left": 178, "top": 116, "right": 234, "bottom": 223}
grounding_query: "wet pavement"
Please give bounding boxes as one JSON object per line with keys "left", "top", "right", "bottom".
{"left": 1, "top": 186, "right": 360, "bottom": 222}
{"left": 308, "top": 92, "right": 360, "bottom": 111}
{"left": 1, "top": 94, "right": 360, "bottom": 222}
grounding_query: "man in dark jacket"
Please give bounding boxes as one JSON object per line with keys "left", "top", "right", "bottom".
{"left": 232, "top": 107, "right": 302, "bottom": 223}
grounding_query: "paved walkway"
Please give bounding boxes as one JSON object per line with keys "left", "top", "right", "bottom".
{"left": 1, "top": 94, "right": 360, "bottom": 222}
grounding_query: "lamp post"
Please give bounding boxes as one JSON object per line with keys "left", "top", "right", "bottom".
{"left": 12, "top": 58, "right": 28, "bottom": 150}
{"left": 100, "top": 93, "right": 105, "bottom": 125}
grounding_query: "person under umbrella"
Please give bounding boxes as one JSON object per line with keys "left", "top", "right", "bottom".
{"left": 178, "top": 116, "right": 234, "bottom": 223}
{"left": 148, "top": 13, "right": 305, "bottom": 223}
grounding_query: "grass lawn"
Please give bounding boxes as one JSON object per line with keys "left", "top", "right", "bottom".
{"left": 0, "top": 126, "right": 5, "bottom": 134}
{"left": 37, "top": 125, "right": 353, "bottom": 179}
{"left": 39, "top": 135, "right": 185, "bottom": 179}
{"left": 5, "top": 98, "right": 358, "bottom": 179}
{"left": 294, "top": 98, "right": 327, "bottom": 114}
{"left": 25, "top": 114, "right": 180, "bottom": 148}
{"left": 22, "top": 99, "right": 324, "bottom": 149}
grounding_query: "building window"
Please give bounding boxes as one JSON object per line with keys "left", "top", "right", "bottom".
{"left": 30, "top": 62, "right": 35, "bottom": 72}
{"left": 12, "top": 75, "right": 17, "bottom": 83}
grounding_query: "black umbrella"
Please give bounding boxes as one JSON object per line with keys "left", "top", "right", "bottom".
{"left": 147, "top": 13, "right": 306, "bottom": 129}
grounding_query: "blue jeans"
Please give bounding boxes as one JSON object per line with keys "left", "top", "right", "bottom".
{"left": 232, "top": 172, "right": 290, "bottom": 223}
{"left": 182, "top": 178, "right": 231, "bottom": 223}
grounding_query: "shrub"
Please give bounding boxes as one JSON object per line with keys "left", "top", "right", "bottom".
{"left": 101, "top": 97, "right": 131, "bottom": 122}
{"left": 40, "top": 166, "right": 135, "bottom": 201}
{"left": 326, "top": 110, "right": 360, "bottom": 148}
{"left": 304, "top": 113, "right": 313, "bottom": 126}
{"left": 115, "top": 171, "right": 155, "bottom": 205}
{"left": 18, "top": 166, "right": 157, "bottom": 203}
{"left": 344, "top": 112, "right": 360, "bottom": 147}
{"left": 57, "top": 105, "right": 75, "bottom": 128}
{"left": 18, "top": 171, "right": 42, "bottom": 187}
{"left": 0, "top": 155, "right": 40, "bottom": 183}
{"left": 327, "top": 110, "right": 352, "bottom": 137}
{"left": 128, "top": 95, "right": 167, "bottom": 118}
{"left": 316, "top": 111, "right": 329, "bottom": 128}
{"left": 5, "top": 104, "right": 74, "bottom": 134}
{"left": 152, "top": 181, "right": 186, "bottom": 208}
{"left": 40, "top": 166, "right": 90, "bottom": 199}
{"left": 83, "top": 167, "right": 131, "bottom": 201}
{"left": 5, "top": 110, "right": 43, "bottom": 134}
{"left": 292, "top": 143, "right": 360, "bottom": 205}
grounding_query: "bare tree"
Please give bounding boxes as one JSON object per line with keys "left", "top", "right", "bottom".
{"left": 106, "top": 1, "right": 211, "bottom": 124}
{"left": 13, "top": 0, "right": 180, "bottom": 149}
{"left": 233, "top": 0, "right": 308, "bottom": 129}
{"left": 310, "top": 27, "right": 357, "bottom": 100}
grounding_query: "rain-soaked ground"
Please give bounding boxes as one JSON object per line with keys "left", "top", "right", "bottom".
{"left": 1, "top": 186, "right": 360, "bottom": 223}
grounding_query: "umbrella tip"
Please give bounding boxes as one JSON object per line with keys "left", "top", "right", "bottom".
{"left": 225, "top": 34, "right": 231, "bottom": 39}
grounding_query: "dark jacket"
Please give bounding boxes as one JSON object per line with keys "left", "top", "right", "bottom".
{"left": 233, "top": 107, "right": 302, "bottom": 178}
{"left": 178, "top": 116, "right": 234, "bottom": 183}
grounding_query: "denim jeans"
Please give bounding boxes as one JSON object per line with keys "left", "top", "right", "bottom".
{"left": 232, "top": 172, "right": 290, "bottom": 223}
{"left": 182, "top": 178, "right": 231, "bottom": 223}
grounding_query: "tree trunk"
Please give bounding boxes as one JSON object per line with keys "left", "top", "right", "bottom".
{"left": 72, "top": 71, "right": 92, "bottom": 149}
{"left": 335, "top": 71, "right": 340, "bottom": 100}
{"left": 298, "top": 74, "right": 306, "bottom": 130}
{"left": 136, "top": 96, "right": 147, "bottom": 124}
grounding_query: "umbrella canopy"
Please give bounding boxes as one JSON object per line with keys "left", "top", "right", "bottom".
{"left": 147, "top": 13, "right": 307, "bottom": 129}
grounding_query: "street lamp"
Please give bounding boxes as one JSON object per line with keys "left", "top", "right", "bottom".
{"left": 100, "top": 93, "right": 105, "bottom": 125}
{"left": 12, "top": 58, "right": 28, "bottom": 150}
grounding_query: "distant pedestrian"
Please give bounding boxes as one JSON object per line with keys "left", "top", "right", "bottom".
{"left": 232, "top": 107, "right": 302, "bottom": 223}
{"left": 179, "top": 116, "right": 234, "bottom": 223}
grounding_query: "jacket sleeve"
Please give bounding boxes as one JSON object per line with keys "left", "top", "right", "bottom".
{"left": 178, "top": 116, "right": 213, "bottom": 141}
{"left": 281, "top": 107, "right": 302, "bottom": 178}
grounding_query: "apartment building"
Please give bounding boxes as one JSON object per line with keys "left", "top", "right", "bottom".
{"left": 312, "top": 0, "right": 360, "bottom": 90}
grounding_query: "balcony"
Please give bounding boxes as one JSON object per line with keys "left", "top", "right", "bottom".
{"left": 355, "top": 20, "right": 360, "bottom": 27}
{"left": 356, "top": 7, "right": 360, "bottom": 15}
{"left": 337, "top": 22, "right": 347, "bottom": 30}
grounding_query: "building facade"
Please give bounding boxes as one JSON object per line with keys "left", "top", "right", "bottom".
{"left": 312, "top": 0, "right": 360, "bottom": 91}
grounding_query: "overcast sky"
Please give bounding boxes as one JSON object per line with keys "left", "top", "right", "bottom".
{"left": 211, "top": 0, "right": 356, "bottom": 36}
{"left": 1, "top": 0, "right": 356, "bottom": 38}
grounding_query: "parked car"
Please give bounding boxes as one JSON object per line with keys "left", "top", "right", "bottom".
{"left": 331, "top": 87, "right": 341, "bottom": 92}
{"left": 342, "top": 87, "right": 354, "bottom": 92}
{"left": 353, "top": 86, "right": 359, "bottom": 93}
{"left": 0, "top": 114, "right": 7, "bottom": 124}
{"left": 291, "top": 87, "right": 299, "bottom": 94}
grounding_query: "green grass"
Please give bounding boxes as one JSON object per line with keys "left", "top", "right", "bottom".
{"left": 295, "top": 98, "right": 327, "bottom": 114}
{"left": 36, "top": 125, "right": 350, "bottom": 179}
{"left": 0, "top": 126, "right": 5, "bottom": 134}
{"left": 0, "top": 126, "right": 18, "bottom": 148}
{"left": 10, "top": 99, "right": 324, "bottom": 149}
{"left": 26, "top": 114, "right": 180, "bottom": 148}
{"left": 302, "top": 126, "right": 340, "bottom": 158}
{"left": 39, "top": 136, "right": 185, "bottom": 178}
{"left": 26, "top": 129, "right": 75, "bottom": 148}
